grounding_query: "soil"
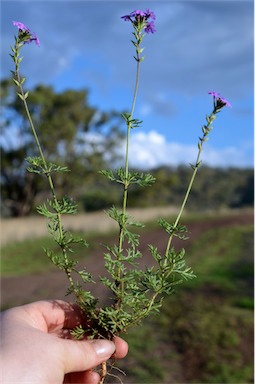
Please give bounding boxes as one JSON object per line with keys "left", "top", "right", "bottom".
{"left": 1, "top": 210, "right": 253, "bottom": 310}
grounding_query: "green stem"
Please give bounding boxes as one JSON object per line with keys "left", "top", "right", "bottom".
{"left": 13, "top": 42, "right": 72, "bottom": 284}
{"left": 119, "top": 58, "right": 141, "bottom": 247}
{"left": 126, "top": 111, "right": 217, "bottom": 329}
{"left": 116, "top": 51, "right": 142, "bottom": 298}
{"left": 164, "top": 112, "right": 215, "bottom": 262}
{"left": 125, "top": 290, "right": 159, "bottom": 330}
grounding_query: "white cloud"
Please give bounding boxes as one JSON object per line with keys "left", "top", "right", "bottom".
{"left": 1, "top": 1, "right": 253, "bottom": 170}
{"left": 121, "top": 130, "right": 253, "bottom": 169}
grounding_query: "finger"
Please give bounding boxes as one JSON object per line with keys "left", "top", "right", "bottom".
{"left": 113, "top": 336, "right": 129, "bottom": 359}
{"left": 44, "top": 300, "right": 87, "bottom": 331}
{"left": 64, "top": 369, "right": 100, "bottom": 384}
{"left": 59, "top": 338, "right": 116, "bottom": 374}
{"left": 20, "top": 300, "right": 86, "bottom": 332}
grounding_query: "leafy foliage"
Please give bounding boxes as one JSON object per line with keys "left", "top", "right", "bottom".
{"left": 112, "top": 223, "right": 253, "bottom": 384}
{"left": 2, "top": 217, "right": 253, "bottom": 383}
{"left": 127, "top": 165, "right": 253, "bottom": 210}
{"left": 6, "top": 14, "right": 237, "bottom": 383}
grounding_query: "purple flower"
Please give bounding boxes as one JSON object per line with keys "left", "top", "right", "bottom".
{"left": 208, "top": 91, "right": 232, "bottom": 109}
{"left": 208, "top": 91, "right": 221, "bottom": 99}
{"left": 130, "top": 10, "right": 146, "bottom": 18}
{"left": 219, "top": 96, "right": 232, "bottom": 108}
{"left": 144, "top": 9, "right": 156, "bottom": 20}
{"left": 29, "top": 32, "right": 40, "bottom": 47}
{"left": 144, "top": 21, "right": 156, "bottom": 34}
{"left": 12, "top": 21, "right": 29, "bottom": 31}
{"left": 121, "top": 9, "right": 156, "bottom": 34}
{"left": 13, "top": 20, "right": 40, "bottom": 47}
{"left": 121, "top": 15, "right": 132, "bottom": 21}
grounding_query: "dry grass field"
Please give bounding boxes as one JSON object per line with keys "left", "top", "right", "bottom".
{"left": 1, "top": 206, "right": 180, "bottom": 247}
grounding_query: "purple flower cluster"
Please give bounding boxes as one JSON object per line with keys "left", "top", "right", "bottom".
{"left": 13, "top": 21, "right": 40, "bottom": 47}
{"left": 208, "top": 91, "right": 232, "bottom": 108}
{"left": 121, "top": 9, "right": 156, "bottom": 34}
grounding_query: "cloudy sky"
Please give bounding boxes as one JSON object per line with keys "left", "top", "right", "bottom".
{"left": 2, "top": 0, "right": 254, "bottom": 169}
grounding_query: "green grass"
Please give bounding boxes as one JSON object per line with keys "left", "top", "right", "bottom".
{"left": 1, "top": 236, "right": 57, "bottom": 276}
{"left": 185, "top": 225, "right": 254, "bottom": 300}
{"left": 0, "top": 211, "right": 219, "bottom": 277}
{"left": 1, "top": 213, "right": 254, "bottom": 383}
{"left": 118, "top": 223, "right": 254, "bottom": 384}
{"left": 1, "top": 230, "right": 118, "bottom": 276}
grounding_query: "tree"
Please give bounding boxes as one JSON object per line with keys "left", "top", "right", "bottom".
{"left": 1, "top": 79, "right": 124, "bottom": 216}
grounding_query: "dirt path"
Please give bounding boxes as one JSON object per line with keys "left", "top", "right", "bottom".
{"left": 1, "top": 211, "right": 253, "bottom": 310}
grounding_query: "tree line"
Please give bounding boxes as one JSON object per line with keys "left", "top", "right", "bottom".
{"left": 1, "top": 79, "right": 253, "bottom": 217}
{"left": 126, "top": 165, "right": 253, "bottom": 211}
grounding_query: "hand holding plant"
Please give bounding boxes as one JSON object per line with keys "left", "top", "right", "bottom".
{"left": 10, "top": 10, "right": 231, "bottom": 383}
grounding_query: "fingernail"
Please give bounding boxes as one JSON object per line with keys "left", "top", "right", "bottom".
{"left": 91, "top": 339, "right": 116, "bottom": 358}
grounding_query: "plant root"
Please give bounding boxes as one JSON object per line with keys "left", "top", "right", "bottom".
{"left": 99, "top": 361, "right": 107, "bottom": 384}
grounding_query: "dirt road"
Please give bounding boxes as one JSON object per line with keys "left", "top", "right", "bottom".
{"left": 1, "top": 210, "right": 253, "bottom": 310}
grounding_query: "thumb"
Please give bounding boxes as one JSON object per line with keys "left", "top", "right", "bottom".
{"left": 60, "top": 338, "right": 116, "bottom": 374}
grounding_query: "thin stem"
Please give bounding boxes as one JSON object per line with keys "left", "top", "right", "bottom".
{"left": 13, "top": 42, "right": 73, "bottom": 286}
{"left": 119, "top": 58, "right": 141, "bottom": 250}
{"left": 164, "top": 112, "right": 216, "bottom": 261}
{"left": 14, "top": 46, "right": 56, "bottom": 201}
{"left": 116, "top": 49, "right": 142, "bottom": 300}
{"left": 130, "top": 59, "right": 141, "bottom": 118}
{"left": 123, "top": 58, "right": 140, "bottom": 196}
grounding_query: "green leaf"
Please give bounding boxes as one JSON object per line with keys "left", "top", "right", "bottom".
{"left": 99, "top": 169, "right": 116, "bottom": 182}
{"left": 37, "top": 203, "right": 56, "bottom": 218}
{"left": 71, "top": 325, "right": 86, "bottom": 340}
{"left": 202, "top": 125, "right": 208, "bottom": 134}
{"left": 130, "top": 117, "right": 143, "bottom": 129}
{"left": 136, "top": 173, "right": 156, "bottom": 187}
{"left": 17, "top": 92, "right": 24, "bottom": 100}
{"left": 106, "top": 206, "right": 127, "bottom": 226}
{"left": 131, "top": 40, "right": 138, "bottom": 47}
{"left": 148, "top": 244, "right": 162, "bottom": 263}
{"left": 121, "top": 112, "right": 132, "bottom": 123}
{"left": 12, "top": 78, "right": 20, "bottom": 86}
{"left": 158, "top": 218, "right": 188, "bottom": 239}
{"left": 123, "top": 227, "right": 140, "bottom": 246}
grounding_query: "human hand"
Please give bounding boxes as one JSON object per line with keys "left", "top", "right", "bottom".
{"left": 0, "top": 300, "right": 128, "bottom": 383}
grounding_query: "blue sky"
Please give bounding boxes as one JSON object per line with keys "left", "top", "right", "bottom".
{"left": 2, "top": 0, "right": 254, "bottom": 169}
